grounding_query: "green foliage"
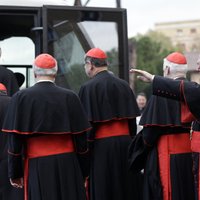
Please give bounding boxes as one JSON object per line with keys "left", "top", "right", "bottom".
{"left": 106, "top": 48, "right": 119, "bottom": 76}
{"left": 130, "top": 31, "right": 177, "bottom": 98}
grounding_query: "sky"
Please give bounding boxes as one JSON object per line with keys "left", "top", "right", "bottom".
{"left": 1, "top": 0, "right": 200, "bottom": 66}
{"left": 66, "top": 0, "right": 200, "bottom": 37}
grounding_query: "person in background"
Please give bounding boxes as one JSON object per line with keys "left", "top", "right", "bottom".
{"left": 79, "top": 48, "right": 141, "bottom": 200}
{"left": 0, "top": 83, "right": 23, "bottom": 200}
{"left": 136, "top": 92, "right": 147, "bottom": 114}
{"left": 2, "top": 53, "right": 91, "bottom": 200}
{"left": 136, "top": 92, "right": 147, "bottom": 133}
{"left": 130, "top": 52, "right": 198, "bottom": 200}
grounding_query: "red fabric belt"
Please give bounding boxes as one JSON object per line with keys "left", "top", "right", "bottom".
{"left": 24, "top": 134, "right": 75, "bottom": 200}
{"left": 165, "top": 133, "right": 191, "bottom": 154}
{"left": 157, "top": 133, "right": 192, "bottom": 200}
{"left": 181, "top": 102, "right": 195, "bottom": 123}
{"left": 180, "top": 81, "right": 195, "bottom": 123}
{"left": 191, "top": 131, "right": 200, "bottom": 152}
{"left": 95, "top": 119, "right": 129, "bottom": 139}
{"left": 26, "top": 134, "right": 75, "bottom": 158}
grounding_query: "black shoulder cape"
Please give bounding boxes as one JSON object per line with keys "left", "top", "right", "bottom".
{"left": 152, "top": 75, "right": 198, "bottom": 122}
{"left": 141, "top": 77, "right": 191, "bottom": 127}
{"left": 79, "top": 71, "right": 140, "bottom": 122}
{"left": 2, "top": 82, "right": 91, "bottom": 134}
{"left": 140, "top": 95, "right": 182, "bottom": 127}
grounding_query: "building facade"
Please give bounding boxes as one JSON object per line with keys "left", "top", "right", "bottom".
{"left": 155, "top": 19, "right": 200, "bottom": 52}
{"left": 154, "top": 19, "right": 200, "bottom": 83}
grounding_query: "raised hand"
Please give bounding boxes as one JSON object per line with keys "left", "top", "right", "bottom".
{"left": 10, "top": 177, "right": 23, "bottom": 188}
{"left": 129, "top": 69, "right": 154, "bottom": 83}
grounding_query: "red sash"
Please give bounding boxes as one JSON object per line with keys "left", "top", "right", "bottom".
{"left": 95, "top": 119, "right": 129, "bottom": 139}
{"left": 191, "top": 131, "right": 200, "bottom": 152}
{"left": 24, "top": 134, "right": 75, "bottom": 200}
{"left": 181, "top": 102, "right": 195, "bottom": 123}
{"left": 157, "top": 133, "right": 192, "bottom": 200}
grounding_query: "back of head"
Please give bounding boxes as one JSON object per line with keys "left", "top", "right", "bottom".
{"left": 163, "top": 52, "right": 188, "bottom": 77}
{"left": 33, "top": 53, "right": 58, "bottom": 76}
{"left": 85, "top": 48, "right": 108, "bottom": 67}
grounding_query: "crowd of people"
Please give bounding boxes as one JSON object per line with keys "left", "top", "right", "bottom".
{"left": 0, "top": 47, "right": 200, "bottom": 200}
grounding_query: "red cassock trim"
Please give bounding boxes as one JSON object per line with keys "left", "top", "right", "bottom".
{"left": 157, "top": 133, "right": 192, "bottom": 200}
{"left": 24, "top": 134, "right": 75, "bottom": 200}
{"left": 95, "top": 119, "right": 129, "bottom": 139}
{"left": 180, "top": 80, "right": 195, "bottom": 123}
{"left": 191, "top": 131, "right": 200, "bottom": 152}
{"left": 2, "top": 127, "right": 91, "bottom": 135}
{"left": 181, "top": 102, "right": 195, "bottom": 123}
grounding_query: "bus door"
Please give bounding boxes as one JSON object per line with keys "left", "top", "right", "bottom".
{"left": 42, "top": 6, "right": 129, "bottom": 93}
{"left": 0, "top": 6, "right": 41, "bottom": 88}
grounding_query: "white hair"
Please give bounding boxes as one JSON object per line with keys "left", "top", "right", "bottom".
{"left": 163, "top": 58, "right": 188, "bottom": 73}
{"left": 33, "top": 63, "right": 58, "bottom": 76}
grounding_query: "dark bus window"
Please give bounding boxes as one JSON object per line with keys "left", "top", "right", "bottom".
{"left": 43, "top": 6, "right": 129, "bottom": 93}
{"left": 81, "top": 21, "right": 119, "bottom": 75}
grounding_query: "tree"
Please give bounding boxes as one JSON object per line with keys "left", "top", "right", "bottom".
{"left": 129, "top": 31, "right": 178, "bottom": 97}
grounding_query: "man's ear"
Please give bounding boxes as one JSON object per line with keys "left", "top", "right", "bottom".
{"left": 90, "top": 64, "right": 95, "bottom": 71}
{"left": 167, "top": 67, "right": 170, "bottom": 75}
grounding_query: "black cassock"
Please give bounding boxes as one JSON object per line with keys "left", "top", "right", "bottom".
{"left": 79, "top": 71, "right": 142, "bottom": 200}
{"left": 0, "top": 91, "right": 23, "bottom": 200}
{"left": 135, "top": 76, "right": 195, "bottom": 200}
{"left": 2, "top": 82, "right": 91, "bottom": 200}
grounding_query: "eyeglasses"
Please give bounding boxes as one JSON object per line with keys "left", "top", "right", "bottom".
{"left": 84, "top": 61, "right": 91, "bottom": 65}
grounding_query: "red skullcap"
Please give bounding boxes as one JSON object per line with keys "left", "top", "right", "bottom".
{"left": 34, "top": 53, "right": 57, "bottom": 69}
{"left": 0, "top": 83, "right": 7, "bottom": 91}
{"left": 86, "top": 48, "right": 107, "bottom": 59}
{"left": 166, "top": 52, "right": 187, "bottom": 64}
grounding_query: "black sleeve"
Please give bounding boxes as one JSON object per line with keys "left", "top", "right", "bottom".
{"left": 74, "top": 123, "right": 97, "bottom": 178}
{"left": 128, "top": 130, "right": 149, "bottom": 172}
{"left": 86, "top": 122, "right": 97, "bottom": 151}
{"left": 130, "top": 126, "right": 165, "bottom": 172}
{"left": 128, "top": 118, "right": 137, "bottom": 137}
{"left": 72, "top": 132, "right": 89, "bottom": 178}
{"left": 8, "top": 133, "right": 24, "bottom": 179}
{"left": 143, "top": 126, "right": 168, "bottom": 146}
{"left": 153, "top": 76, "right": 182, "bottom": 101}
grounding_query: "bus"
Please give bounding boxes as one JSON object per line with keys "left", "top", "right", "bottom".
{"left": 0, "top": 0, "right": 129, "bottom": 92}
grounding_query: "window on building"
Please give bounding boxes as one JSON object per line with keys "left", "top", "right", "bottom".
{"left": 176, "top": 43, "right": 185, "bottom": 51}
{"left": 190, "top": 28, "right": 197, "bottom": 34}
{"left": 176, "top": 29, "right": 183, "bottom": 36}
{"left": 191, "top": 44, "right": 197, "bottom": 51}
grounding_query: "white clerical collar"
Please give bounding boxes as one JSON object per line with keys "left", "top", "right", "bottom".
{"left": 36, "top": 80, "right": 55, "bottom": 84}
{"left": 173, "top": 76, "right": 186, "bottom": 80}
